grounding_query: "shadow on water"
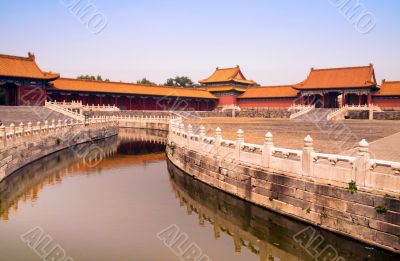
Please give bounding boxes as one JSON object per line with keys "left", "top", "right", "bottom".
{"left": 167, "top": 159, "right": 399, "bottom": 261}
{"left": 0, "top": 129, "right": 167, "bottom": 222}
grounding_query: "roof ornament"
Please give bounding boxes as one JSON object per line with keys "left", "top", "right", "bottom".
{"left": 216, "top": 67, "right": 219, "bottom": 70}
{"left": 311, "top": 67, "right": 314, "bottom": 71}
{"left": 236, "top": 65, "right": 239, "bottom": 68}
{"left": 28, "top": 52, "right": 35, "bottom": 60}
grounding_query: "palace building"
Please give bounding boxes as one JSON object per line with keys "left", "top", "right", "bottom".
{"left": 1, "top": 52, "right": 400, "bottom": 110}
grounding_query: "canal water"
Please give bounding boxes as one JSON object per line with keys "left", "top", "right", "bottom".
{"left": 0, "top": 129, "right": 398, "bottom": 261}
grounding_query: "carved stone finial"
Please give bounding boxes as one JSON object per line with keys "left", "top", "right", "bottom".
{"left": 358, "top": 139, "right": 369, "bottom": 154}
{"left": 265, "top": 132, "right": 273, "bottom": 143}
{"left": 304, "top": 135, "right": 313, "bottom": 149}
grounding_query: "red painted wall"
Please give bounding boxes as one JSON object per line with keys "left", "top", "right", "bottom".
{"left": 372, "top": 96, "right": 400, "bottom": 109}
{"left": 217, "top": 96, "right": 237, "bottom": 106}
{"left": 48, "top": 92, "right": 217, "bottom": 111}
{"left": 19, "top": 86, "right": 46, "bottom": 106}
{"left": 238, "top": 98, "right": 295, "bottom": 108}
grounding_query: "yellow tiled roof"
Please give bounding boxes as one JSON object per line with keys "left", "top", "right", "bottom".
{"left": 51, "top": 78, "right": 217, "bottom": 99}
{"left": 374, "top": 81, "right": 400, "bottom": 96}
{"left": 0, "top": 53, "right": 59, "bottom": 80}
{"left": 199, "top": 66, "right": 256, "bottom": 85}
{"left": 294, "top": 65, "right": 376, "bottom": 90}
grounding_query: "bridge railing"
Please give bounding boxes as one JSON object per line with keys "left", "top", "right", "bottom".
{"left": 0, "top": 118, "right": 117, "bottom": 150}
{"left": 168, "top": 118, "right": 400, "bottom": 194}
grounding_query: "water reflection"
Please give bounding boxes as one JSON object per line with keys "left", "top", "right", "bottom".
{"left": 167, "top": 160, "right": 399, "bottom": 261}
{"left": 0, "top": 129, "right": 166, "bottom": 222}
{"left": 1, "top": 128, "right": 398, "bottom": 260}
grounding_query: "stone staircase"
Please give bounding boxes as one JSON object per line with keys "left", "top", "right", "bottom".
{"left": 293, "top": 108, "right": 336, "bottom": 122}
{"left": 0, "top": 106, "right": 73, "bottom": 125}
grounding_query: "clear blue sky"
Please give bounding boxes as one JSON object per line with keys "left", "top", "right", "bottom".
{"left": 0, "top": 0, "right": 399, "bottom": 85}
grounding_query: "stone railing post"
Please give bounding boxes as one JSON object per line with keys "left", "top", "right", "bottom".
{"left": 199, "top": 125, "right": 206, "bottom": 143}
{"left": 0, "top": 125, "right": 6, "bottom": 149}
{"left": 235, "top": 129, "right": 244, "bottom": 161}
{"left": 187, "top": 124, "right": 193, "bottom": 147}
{"left": 262, "top": 132, "right": 273, "bottom": 168}
{"left": 10, "top": 123, "right": 15, "bottom": 142}
{"left": 28, "top": 122, "right": 33, "bottom": 139}
{"left": 20, "top": 123, "right": 25, "bottom": 137}
{"left": 302, "top": 135, "right": 314, "bottom": 177}
{"left": 214, "top": 127, "right": 222, "bottom": 155}
{"left": 44, "top": 120, "right": 49, "bottom": 134}
{"left": 354, "top": 139, "right": 370, "bottom": 186}
{"left": 51, "top": 120, "right": 56, "bottom": 133}
{"left": 36, "top": 122, "right": 41, "bottom": 135}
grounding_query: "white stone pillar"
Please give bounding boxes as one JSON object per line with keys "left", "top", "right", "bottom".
{"left": 51, "top": 120, "right": 56, "bottom": 133}
{"left": 28, "top": 122, "right": 33, "bottom": 139}
{"left": 354, "top": 139, "right": 370, "bottom": 186}
{"left": 199, "top": 125, "right": 206, "bottom": 143}
{"left": 214, "top": 127, "right": 222, "bottom": 155}
{"left": 235, "top": 129, "right": 244, "bottom": 161}
{"left": 302, "top": 135, "right": 314, "bottom": 177}
{"left": 179, "top": 123, "right": 185, "bottom": 145}
{"left": 262, "top": 132, "right": 273, "bottom": 168}
{"left": 10, "top": 123, "right": 15, "bottom": 143}
{"left": 37, "top": 122, "right": 41, "bottom": 135}
{"left": 187, "top": 124, "right": 193, "bottom": 147}
{"left": 44, "top": 121, "right": 49, "bottom": 134}
{"left": 20, "top": 123, "right": 25, "bottom": 137}
{"left": 0, "top": 125, "right": 6, "bottom": 149}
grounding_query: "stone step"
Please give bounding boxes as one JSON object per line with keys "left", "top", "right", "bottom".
{"left": 294, "top": 108, "right": 337, "bottom": 122}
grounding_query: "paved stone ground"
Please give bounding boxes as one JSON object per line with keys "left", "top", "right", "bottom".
{"left": 342, "top": 131, "right": 400, "bottom": 161}
{"left": 0, "top": 106, "right": 71, "bottom": 125}
{"left": 186, "top": 117, "right": 400, "bottom": 156}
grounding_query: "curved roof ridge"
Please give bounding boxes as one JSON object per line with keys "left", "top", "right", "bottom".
{"left": 57, "top": 77, "right": 208, "bottom": 91}
{"left": 311, "top": 64, "right": 373, "bottom": 71}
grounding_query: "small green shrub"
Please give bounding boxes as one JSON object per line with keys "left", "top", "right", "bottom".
{"left": 167, "top": 143, "right": 175, "bottom": 155}
{"left": 306, "top": 207, "right": 311, "bottom": 214}
{"left": 56, "top": 137, "right": 62, "bottom": 145}
{"left": 375, "top": 205, "right": 387, "bottom": 214}
{"left": 384, "top": 194, "right": 394, "bottom": 199}
{"left": 347, "top": 180, "right": 357, "bottom": 194}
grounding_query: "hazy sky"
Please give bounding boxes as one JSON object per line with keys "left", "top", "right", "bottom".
{"left": 1, "top": 0, "right": 399, "bottom": 85}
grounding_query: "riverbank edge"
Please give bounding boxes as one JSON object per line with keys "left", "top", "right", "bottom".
{"left": 166, "top": 145, "right": 400, "bottom": 253}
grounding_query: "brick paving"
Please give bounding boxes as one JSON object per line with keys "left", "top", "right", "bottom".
{"left": 185, "top": 117, "right": 400, "bottom": 156}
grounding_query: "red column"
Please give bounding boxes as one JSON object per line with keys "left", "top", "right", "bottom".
{"left": 342, "top": 92, "right": 346, "bottom": 107}
{"left": 367, "top": 94, "right": 372, "bottom": 105}
{"left": 358, "top": 94, "right": 362, "bottom": 106}
{"left": 322, "top": 93, "right": 325, "bottom": 108}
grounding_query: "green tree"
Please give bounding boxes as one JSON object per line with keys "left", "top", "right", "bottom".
{"left": 163, "top": 76, "right": 194, "bottom": 88}
{"left": 136, "top": 78, "right": 156, "bottom": 85}
{"left": 77, "top": 75, "right": 108, "bottom": 81}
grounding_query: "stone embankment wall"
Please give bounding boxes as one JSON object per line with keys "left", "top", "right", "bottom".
{"left": 93, "top": 108, "right": 291, "bottom": 119}
{"left": 348, "top": 110, "right": 400, "bottom": 120}
{"left": 0, "top": 119, "right": 118, "bottom": 182}
{"left": 166, "top": 119, "right": 400, "bottom": 253}
{"left": 117, "top": 116, "right": 169, "bottom": 131}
